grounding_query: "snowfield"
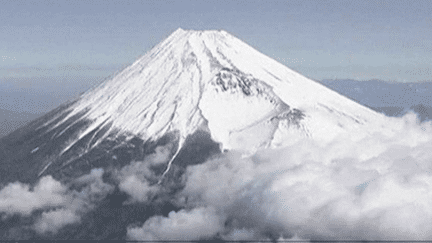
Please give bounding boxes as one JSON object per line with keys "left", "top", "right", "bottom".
{"left": 46, "top": 28, "right": 390, "bottom": 160}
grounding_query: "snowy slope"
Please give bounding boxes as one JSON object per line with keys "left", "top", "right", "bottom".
{"left": 38, "top": 28, "right": 388, "bottom": 160}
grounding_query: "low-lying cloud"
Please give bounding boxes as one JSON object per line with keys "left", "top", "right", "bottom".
{"left": 33, "top": 208, "right": 80, "bottom": 234}
{"left": 129, "top": 112, "right": 432, "bottom": 241}
{"left": 127, "top": 206, "right": 224, "bottom": 241}
{"left": 119, "top": 174, "right": 158, "bottom": 203}
{"left": 2, "top": 112, "right": 432, "bottom": 241}
{"left": 0, "top": 168, "right": 113, "bottom": 236}
{"left": 0, "top": 175, "right": 67, "bottom": 216}
{"left": 114, "top": 143, "right": 174, "bottom": 203}
{"left": 0, "top": 143, "right": 171, "bottom": 237}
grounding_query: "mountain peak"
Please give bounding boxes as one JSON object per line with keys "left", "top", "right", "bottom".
{"left": 7, "top": 28, "right": 388, "bottom": 182}
{"left": 173, "top": 27, "right": 228, "bottom": 34}
{"left": 45, "top": 28, "right": 386, "bottom": 153}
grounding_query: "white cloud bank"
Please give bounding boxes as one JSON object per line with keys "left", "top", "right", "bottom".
{"left": 2, "top": 112, "right": 431, "bottom": 241}
{"left": 127, "top": 207, "right": 224, "bottom": 241}
{"left": 129, "top": 112, "right": 432, "bottom": 241}
{"left": 33, "top": 208, "right": 80, "bottom": 234}
{"left": 115, "top": 143, "right": 173, "bottom": 204}
{"left": 0, "top": 142, "right": 172, "bottom": 236}
{"left": 0, "top": 175, "right": 67, "bottom": 216}
{"left": 0, "top": 168, "right": 113, "bottom": 235}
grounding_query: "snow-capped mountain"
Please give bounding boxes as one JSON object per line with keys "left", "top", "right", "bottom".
{"left": 0, "top": 28, "right": 387, "bottom": 185}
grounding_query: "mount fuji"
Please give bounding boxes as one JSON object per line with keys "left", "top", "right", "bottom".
{"left": 1, "top": 29, "right": 416, "bottom": 241}
{"left": 0, "top": 28, "right": 387, "bottom": 185}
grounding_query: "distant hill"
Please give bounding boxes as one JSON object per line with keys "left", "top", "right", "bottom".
{"left": 0, "top": 108, "right": 43, "bottom": 138}
{"left": 0, "top": 76, "right": 100, "bottom": 138}
{"left": 320, "top": 79, "right": 432, "bottom": 122}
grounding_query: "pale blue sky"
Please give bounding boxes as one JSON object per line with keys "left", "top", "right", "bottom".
{"left": 1, "top": 0, "right": 432, "bottom": 115}
{"left": 2, "top": 0, "right": 432, "bottom": 81}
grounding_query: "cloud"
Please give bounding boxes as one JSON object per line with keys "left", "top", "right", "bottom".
{"left": 127, "top": 206, "right": 224, "bottom": 241}
{"left": 118, "top": 175, "right": 158, "bottom": 203}
{"left": 33, "top": 208, "right": 80, "bottom": 234}
{"left": 0, "top": 175, "right": 67, "bottom": 216}
{"left": 115, "top": 144, "right": 173, "bottom": 203}
{"left": 165, "top": 113, "right": 432, "bottom": 241}
{"left": 0, "top": 142, "right": 173, "bottom": 236}
{"left": 33, "top": 168, "right": 113, "bottom": 235}
{"left": 0, "top": 168, "right": 114, "bottom": 236}
{"left": 70, "top": 168, "right": 114, "bottom": 207}
{"left": 147, "top": 144, "right": 174, "bottom": 166}
{"left": 3, "top": 111, "right": 432, "bottom": 240}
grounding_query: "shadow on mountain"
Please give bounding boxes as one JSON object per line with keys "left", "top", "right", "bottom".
{"left": 0, "top": 104, "right": 221, "bottom": 239}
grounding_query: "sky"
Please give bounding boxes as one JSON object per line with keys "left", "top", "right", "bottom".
{"left": 1, "top": 0, "right": 432, "bottom": 121}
